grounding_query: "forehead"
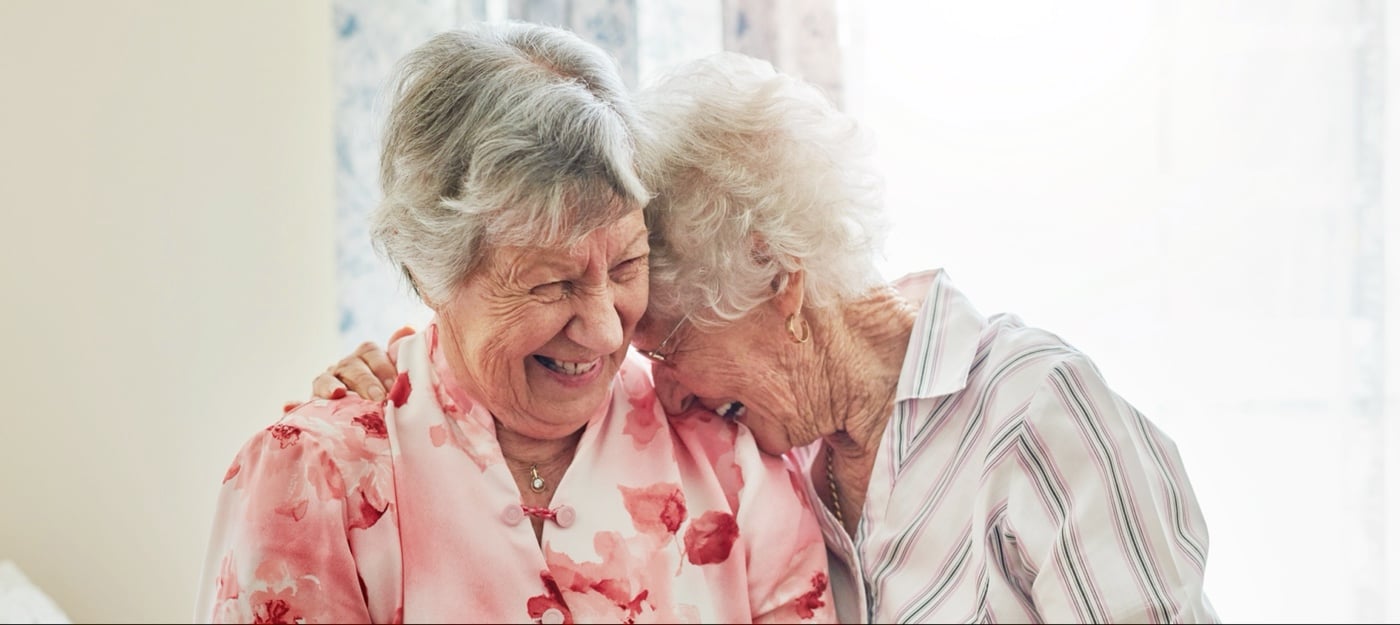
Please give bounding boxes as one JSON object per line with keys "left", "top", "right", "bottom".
{"left": 491, "top": 210, "right": 647, "bottom": 271}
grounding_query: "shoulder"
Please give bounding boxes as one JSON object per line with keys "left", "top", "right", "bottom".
{"left": 970, "top": 314, "right": 1091, "bottom": 392}
{"left": 279, "top": 396, "right": 393, "bottom": 448}
{"left": 946, "top": 314, "right": 1129, "bottom": 429}
{"left": 965, "top": 316, "right": 1159, "bottom": 446}
{"left": 224, "top": 397, "right": 393, "bottom": 492}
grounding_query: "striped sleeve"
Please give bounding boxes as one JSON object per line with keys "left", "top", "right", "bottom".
{"left": 1004, "top": 354, "right": 1217, "bottom": 624}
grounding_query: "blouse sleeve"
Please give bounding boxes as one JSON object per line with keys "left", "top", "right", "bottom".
{"left": 731, "top": 429, "right": 838, "bottom": 624}
{"left": 1007, "top": 355, "right": 1218, "bottom": 623}
{"left": 194, "top": 423, "right": 373, "bottom": 624}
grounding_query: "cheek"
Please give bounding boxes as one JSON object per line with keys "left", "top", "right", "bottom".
{"left": 474, "top": 325, "right": 533, "bottom": 362}
{"left": 673, "top": 359, "right": 731, "bottom": 397}
{"left": 446, "top": 300, "right": 566, "bottom": 366}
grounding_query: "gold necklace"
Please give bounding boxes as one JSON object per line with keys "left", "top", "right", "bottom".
{"left": 826, "top": 449, "right": 844, "bottom": 527}
{"left": 528, "top": 463, "right": 547, "bottom": 493}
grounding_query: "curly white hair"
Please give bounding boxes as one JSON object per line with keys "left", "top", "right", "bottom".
{"left": 637, "top": 52, "right": 888, "bottom": 326}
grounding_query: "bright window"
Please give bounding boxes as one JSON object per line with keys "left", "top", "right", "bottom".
{"left": 846, "top": 1, "right": 1395, "bottom": 622}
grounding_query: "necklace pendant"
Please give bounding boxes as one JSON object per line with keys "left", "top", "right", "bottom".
{"left": 529, "top": 464, "right": 547, "bottom": 493}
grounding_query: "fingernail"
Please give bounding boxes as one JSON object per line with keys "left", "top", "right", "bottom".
{"left": 368, "top": 387, "right": 384, "bottom": 402}
{"left": 330, "top": 388, "right": 346, "bottom": 400}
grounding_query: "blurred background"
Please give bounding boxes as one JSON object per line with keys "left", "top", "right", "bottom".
{"left": 0, "top": 0, "right": 1394, "bottom": 622}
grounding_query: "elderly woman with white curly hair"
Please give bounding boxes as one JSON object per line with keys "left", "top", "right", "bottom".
{"left": 319, "top": 52, "right": 1220, "bottom": 623}
{"left": 195, "top": 23, "right": 835, "bottom": 624}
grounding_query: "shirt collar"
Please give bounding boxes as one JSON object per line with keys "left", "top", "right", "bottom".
{"left": 893, "top": 269, "right": 987, "bottom": 402}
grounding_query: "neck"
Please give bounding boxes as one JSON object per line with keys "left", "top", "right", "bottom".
{"left": 496, "top": 422, "right": 582, "bottom": 482}
{"left": 811, "top": 285, "right": 917, "bottom": 463}
{"left": 495, "top": 422, "right": 583, "bottom": 545}
{"left": 802, "top": 285, "right": 916, "bottom": 535}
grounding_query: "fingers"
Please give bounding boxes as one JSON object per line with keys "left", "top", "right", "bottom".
{"left": 386, "top": 325, "right": 417, "bottom": 367}
{"left": 310, "top": 334, "right": 408, "bottom": 403}
{"left": 337, "top": 345, "right": 390, "bottom": 402}
{"left": 361, "top": 345, "right": 398, "bottom": 390}
{"left": 388, "top": 325, "right": 417, "bottom": 343}
{"left": 311, "top": 370, "right": 350, "bottom": 400}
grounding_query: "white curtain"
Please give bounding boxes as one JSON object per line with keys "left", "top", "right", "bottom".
{"left": 334, "top": 1, "right": 1396, "bottom": 621}
{"left": 845, "top": 1, "right": 1395, "bottom": 622}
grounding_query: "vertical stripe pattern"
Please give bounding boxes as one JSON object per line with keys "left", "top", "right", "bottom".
{"left": 794, "top": 270, "right": 1218, "bottom": 623}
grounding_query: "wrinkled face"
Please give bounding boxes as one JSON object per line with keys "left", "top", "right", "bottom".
{"left": 633, "top": 306, "right": 806, "bottom": 456}
{"left": 437, "top": 209, "right": 650, "bottom": 440}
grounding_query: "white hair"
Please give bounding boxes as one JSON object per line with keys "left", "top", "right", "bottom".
{"left": 372, "top": 22, "right": 649, "bottom": 306}
{"left": 637, "top": 52, "right": 888, "bottom": 327}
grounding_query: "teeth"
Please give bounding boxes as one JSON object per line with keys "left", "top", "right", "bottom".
{"left": 716, "top": 402, "right": 746, "bottom": 419}
{"left": 538, "top": 356, "right": 599, "bottom": 376}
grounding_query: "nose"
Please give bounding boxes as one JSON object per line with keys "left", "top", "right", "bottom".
{"left": 650, "top": 362, "right": 695, "bottom": 415}
{"left": 565, "top": 284, "right": 624, "bottom": 355}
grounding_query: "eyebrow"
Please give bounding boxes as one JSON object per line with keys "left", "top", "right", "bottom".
{"left": 521, "top": 224, "right": 651, "bottom": 278}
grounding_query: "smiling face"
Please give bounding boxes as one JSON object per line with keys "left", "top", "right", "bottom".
{"left": 435, "top": 209, "right": 650, "bottom": 440}
{"left": 634, "top": 304, "right": 816, "bottom": 456}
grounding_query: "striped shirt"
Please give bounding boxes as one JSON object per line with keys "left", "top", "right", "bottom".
{"left": 788, "top": 270, "right": 1218, "bottom": 623}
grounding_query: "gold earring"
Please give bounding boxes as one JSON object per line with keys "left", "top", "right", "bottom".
{"left": 785, "top": 313, "right": 810, "bottom": 344}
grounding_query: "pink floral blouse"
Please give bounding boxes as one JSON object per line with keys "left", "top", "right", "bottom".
{"left": 195, "top": 322, "right": 835, "bottom": 624}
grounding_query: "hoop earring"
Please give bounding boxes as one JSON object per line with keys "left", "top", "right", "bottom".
{"left": 785, "top": 313, "right": 810, "bottom": 344}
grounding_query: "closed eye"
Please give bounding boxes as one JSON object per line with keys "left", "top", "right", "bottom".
{"left": 530, "top": 281, "right": 571, "bottom": 302}
{"left": 610, "top": 256, "right": 647, "bottom": 282}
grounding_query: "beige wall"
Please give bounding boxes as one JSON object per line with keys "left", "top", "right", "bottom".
{"left": 0, "top": 1, "right": 336, "bottom": 622}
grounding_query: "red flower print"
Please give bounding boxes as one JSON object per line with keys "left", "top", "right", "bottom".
{"left": 793, "top": 572, "right": 829, "bottom": 619}
{"left": 683, "top": 511, "right": 739, "bottom": 565}
{"left": 624, "top": 589, "right": 649, "bottom": 622}
{"left": 222, "top": 461, "right": 241, "bottom": 484}
{"left": 586, "top": 579, "right": 649, "bottom": 620}
{"left": 248, "top": 587, "right": 300, "bottom": 624}
{"left": 620, "top": 367, "right": 661, "bottom": 449}
{"left": 588, "top": 578, "right": 630, "bottom": 605}
{"left": 387, "top": 371, "right": 411, "bottom": 408}
{"left": 669, "top": 410, "right": 745, "bottom": 510}
{"left": 619, "top": 483, "right": 687, "bottom": 536}
{"left": 527, "top": 572, "right": 574, "bottom": 624}
{"left": 542, "top": 541, "right": 667, "bottom": 623}
{"left": 348, "top": 489, "right": 386, "bottom": 530}
{"left": 353, "top": 411, "right": 388, "bottom": 438}
{"left": 266, "top": 424, "right": 301, "bottom": 449}
{"left": 274, "top": 498, "right": 309, "bottom": 521}
{"left": 215, "top": 553, "right": 240, "bottom": 602}
{"left": 307, "top": 448, "right": 347, "bottom": 502}
{"left": 432, "top": 379, "right": 475, "bottom": 417}
{"left": 253, "top": 600, "right": 290, "bottom": 624}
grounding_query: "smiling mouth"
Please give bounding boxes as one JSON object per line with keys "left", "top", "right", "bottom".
{"left": 715, "top": 401, "right": 746, "bottom": 421}
{"left": 533, "top": 355, "right": 600, "bottom": 376}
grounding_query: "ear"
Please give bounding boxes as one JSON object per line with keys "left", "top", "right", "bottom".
{"left": 770, "top": 268, "right": 806, "bottom": 318}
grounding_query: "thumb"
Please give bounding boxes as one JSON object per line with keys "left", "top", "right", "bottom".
{"left": 386, "top": 325, "right": 417, "bottom": 366}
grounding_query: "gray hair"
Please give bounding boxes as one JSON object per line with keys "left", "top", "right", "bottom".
{"left": 637, "top": 52, "right": 887, "bottom": 327}
{"left": 372, "top": 22, "right": 649, "bottom": 306}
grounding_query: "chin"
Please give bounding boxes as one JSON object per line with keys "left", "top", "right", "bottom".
{"left": 540, "top": 383, "right": 616, "bottom": 430}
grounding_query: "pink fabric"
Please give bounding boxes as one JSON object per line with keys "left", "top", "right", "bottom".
{"left": 195, "top": 322, "right": 834, "bottom": 623}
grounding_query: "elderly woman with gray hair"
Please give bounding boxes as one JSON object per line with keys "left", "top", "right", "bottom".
{"left": 196, "top": 23, "right": 835, "bottom": 624}
{"left": 324, "top": 49, "right": 1221, "bottom": 624}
